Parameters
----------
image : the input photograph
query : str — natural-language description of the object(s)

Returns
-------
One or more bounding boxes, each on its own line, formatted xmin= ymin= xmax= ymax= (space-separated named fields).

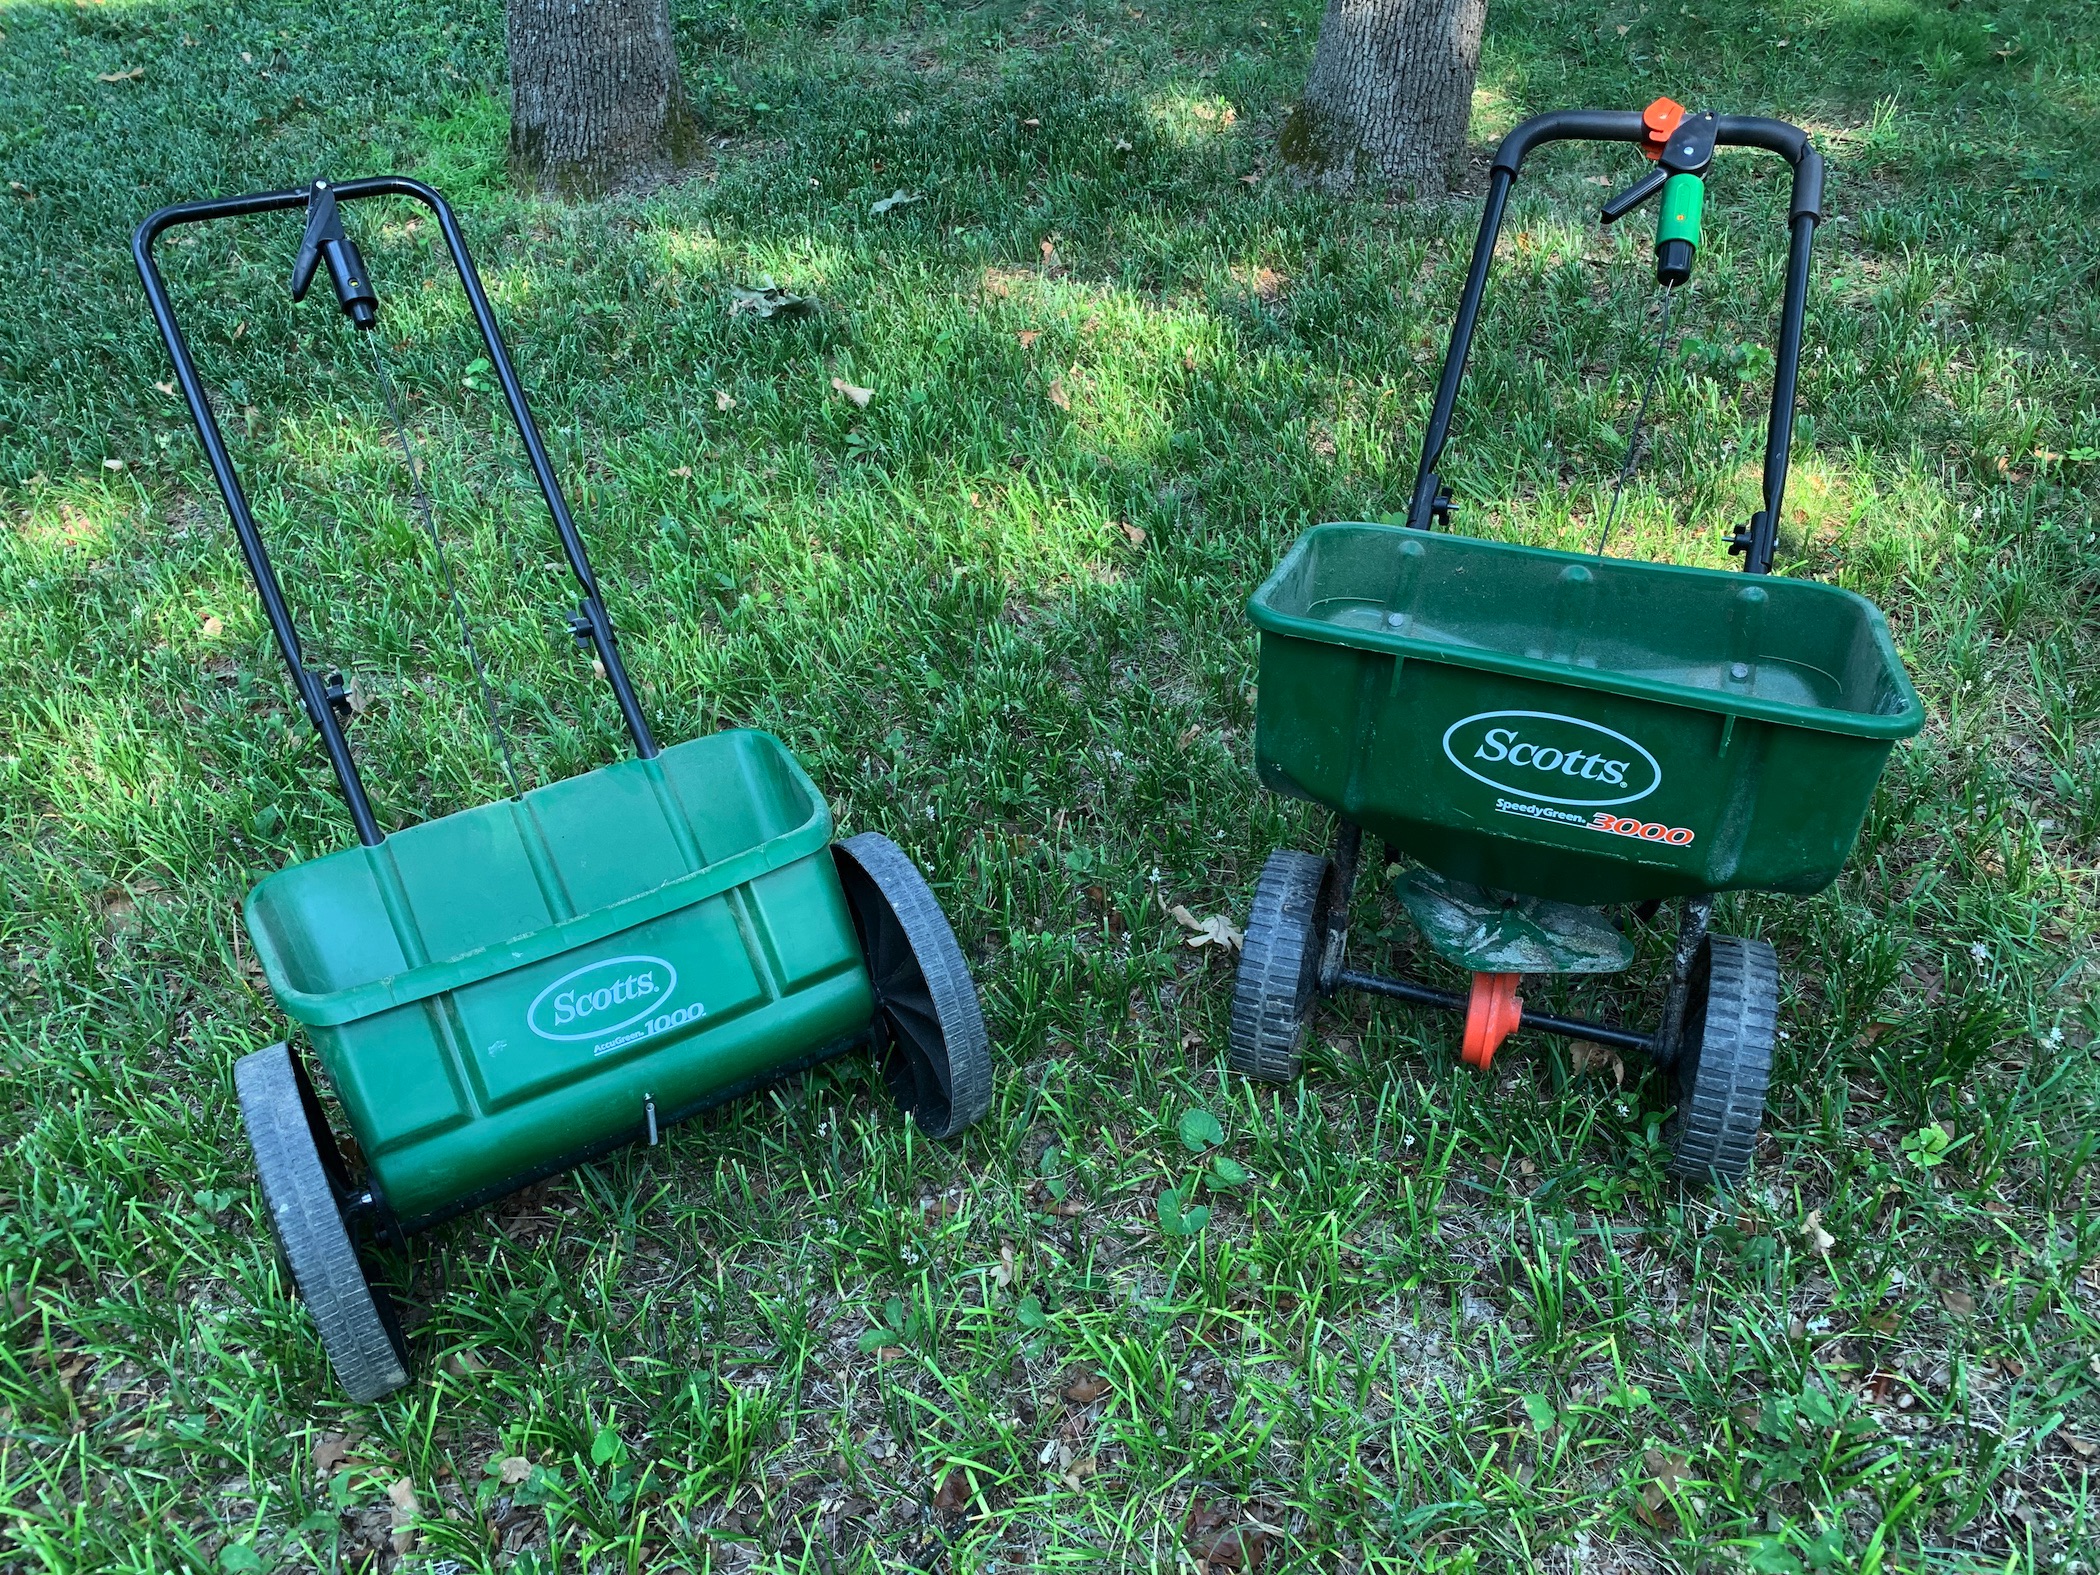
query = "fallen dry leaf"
xmin=201 ymin=615 xmax=224 ymax=638
xmin=312 ymin=1430 xmax=365 ymax=1478
xmin=1114 ymin=137 xmax=1133 ymax=153
xmin=1062 ymin=1454 xmax=1097 ymax=1491
xmin=441 ymin=1346 xmax=490 ymax=1378
xmin=1802 ymin=1208 xmax=1835 ymax=1258
xmin=1939 ymin=1285 xmax=1976 ymax=1315
xmin=497 ymin=1455 xmax=533 ymax=1486
xmin=994 ymin=1242 xmax=1015 ymax=1289
xmin=830 ymin=376 xmax=874 ymax=408
xmin=727 ymin=280 xmax=817 ymax=320
xmin=2061 ymin=1429 xmax=2097 ymax=1458
xmin=1046 ymin=377 xmax=1071 ymax=411
xmin=1017 ymin=329 xmax=1040 ymax=348
xmin=869 ymin=188 xmax=922 ymax=216
xmin=1021 ymin=117 xmax=1041 ymax=129
xmin=1062 ymin=1373 xmax=1110 ymax=1405
xmin=1039 ymin=237 xmax=1061 ymax=267
xmin=154 ymin=380 xmax=176 ymax=396
xmin=1633 ymin=1449 xmax=1689 ymax=1531
xmin=933 ymin=1467 xmax=970 ymax=1512
xmin=714 ymin=389 xmax=735 ymax=411
xmin=1185 ymin=1498 xmax=1269 ymax=1570
xmin=1568 ymin=1040 xmax=1625 ymax=1087
xmin=97 ymin=66 xmax=145 ymax=82
xmin=387 ymin=1477 xmax=420 ymax=1555
xmin=1168 ymin=903 xmax=1242 ymax=953
xmin=1114 ymin=519 xmax=1145 ymax=546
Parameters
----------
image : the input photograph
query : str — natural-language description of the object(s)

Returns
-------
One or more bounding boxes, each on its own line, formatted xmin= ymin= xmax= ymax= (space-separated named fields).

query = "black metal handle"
xmin=1406 ymin=110 xmax=1824 ymax=577
xmin=133 ymin=176 xmax=659 ymax=844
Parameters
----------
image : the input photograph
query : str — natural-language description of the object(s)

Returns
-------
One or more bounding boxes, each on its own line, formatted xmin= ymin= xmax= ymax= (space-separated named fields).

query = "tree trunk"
xmin=1279 ymin=0 xmax=1488 ymax=195
xmin=506 ymin=0 xmax=701 ymax=198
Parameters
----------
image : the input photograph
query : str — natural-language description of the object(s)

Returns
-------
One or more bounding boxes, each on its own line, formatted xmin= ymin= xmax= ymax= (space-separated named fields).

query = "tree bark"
xmin=506 ymin=0 xmax=702 ymax=198
xmin=1279 ymin=0 xmax=1488 ymax=195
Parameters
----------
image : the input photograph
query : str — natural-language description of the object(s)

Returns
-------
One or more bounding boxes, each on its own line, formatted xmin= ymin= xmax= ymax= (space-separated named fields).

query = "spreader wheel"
xmin=1664 ymin=934 xmax=1778 ymax=1184
xmin=835 ymin=833 xmax=993 ymax=1140
xmin=233 ymin=1043 xmax=409 ymax=1403
xmin=1229 ymin=849 xmax=1330 ymax=1083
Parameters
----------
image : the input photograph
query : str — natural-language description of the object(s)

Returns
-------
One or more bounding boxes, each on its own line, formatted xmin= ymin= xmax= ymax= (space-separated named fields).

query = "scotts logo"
xmin=1441 ymin=710 xmax=1661 ymax=808
xmin=528 ymin=954 xmax=678 ymax=1043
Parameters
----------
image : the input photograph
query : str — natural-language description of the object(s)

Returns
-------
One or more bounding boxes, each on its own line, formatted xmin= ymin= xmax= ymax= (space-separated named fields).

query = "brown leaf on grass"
xmin=1634 ymin=1448 xmax=1689 ymax=1531
xmin=1046 ymin=376 xmax=1071 ymax=411
xmin=727 ymin=280 xmax=817 ymax=320
xmin=933 ymin=1467 xmax=970 ymax=1511
xmin=312 ymin=1430 xmax=366 ymax=1478
xmin=386 ymin=1478 xmax=420 ymax=1555
xmin=1568 ymin=1040 xmax=1626 ymax=1087
xmin=1185 ymin=1498 xmax=1269 ymax=1569
xmin=2060 ymin=1429 xmax=2098 ymax=1458
xmin=441 ymin=1346 xmax=490 ymax=1378
xmin=714 ymin=389 xmax=735 ymax=411
xmin=1802 ymin=1208 xmax=1835 ymax=1258
xmin=201 ymin=615 xmax=224 ymax=638
xmin=1017 ymin=329 xmax=1040 ymax=348
xmin=1039 ymin=237 xmax=1061 ymax=267
xmin=830 ymin=376 xmax=874 ymax=408
xmin=497 ymin=1455 xmax=533 ymax=1485
xmin=1166 ymin=901 xmax=1242 ymax=953
xmin=1940 ymin=1285 xmax=1976 ymax=1315
xmin=1062 ymin=1373 xmax=1110 ymax=1405
xmin=1113 ymin=520 xmax=1146 ymax=546
xmin=97 ymin=66 xmax=145 ymax=82
xmin=994 ymin=1242 xmax=1016 ymax=1289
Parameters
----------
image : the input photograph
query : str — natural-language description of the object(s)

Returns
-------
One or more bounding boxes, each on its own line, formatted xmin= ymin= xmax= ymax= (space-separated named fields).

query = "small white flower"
xmin=1970 ymin=942 xmax=1990 ymax=962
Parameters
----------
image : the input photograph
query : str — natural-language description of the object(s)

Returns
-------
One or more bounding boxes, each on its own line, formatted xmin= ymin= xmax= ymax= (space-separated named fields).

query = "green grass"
xmin=3 ymin=0 xmax=2098 ymax=1568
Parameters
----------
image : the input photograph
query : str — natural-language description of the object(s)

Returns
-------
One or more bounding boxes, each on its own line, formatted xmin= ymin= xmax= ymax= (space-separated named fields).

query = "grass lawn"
xmin=3 ymin=0 xmax=2098 ymax=1567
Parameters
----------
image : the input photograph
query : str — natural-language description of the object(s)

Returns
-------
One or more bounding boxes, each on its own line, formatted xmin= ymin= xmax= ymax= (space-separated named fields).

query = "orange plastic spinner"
xmin=1640 ymin=97 xmax=1687 ymax=161
xmin=1460 ymin=972 xmax=1524 ymax=1071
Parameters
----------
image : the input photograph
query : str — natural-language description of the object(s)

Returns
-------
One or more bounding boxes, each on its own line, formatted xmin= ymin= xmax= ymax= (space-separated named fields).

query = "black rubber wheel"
xmin=835 ymin=833 xmax=993 ymax=1140
xmin=1228 ymin=849 xmax=1329 ymax=1083
xmin=1664 ymin=934 xmax=1778 ymax=1184
xmin=234 ymin=1044 xmax=409 ymax=1403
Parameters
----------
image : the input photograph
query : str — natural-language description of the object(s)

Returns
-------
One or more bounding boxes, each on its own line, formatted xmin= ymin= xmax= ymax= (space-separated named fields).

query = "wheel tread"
xmin=1665 ymin=934 xmax=1778 ymax=1183
xmin=1228 ymin=849 xmax=1328 ymax=1084
xmin=235 ymin=1044 xmax=407 ymax=1403
xmin=836 ymin=833 xmax=993 ymax=1139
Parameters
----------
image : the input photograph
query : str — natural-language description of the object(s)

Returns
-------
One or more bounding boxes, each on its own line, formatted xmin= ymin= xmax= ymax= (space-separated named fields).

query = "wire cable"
xmin=1593 ymin=283 xmax=1683 ymax=559
xmin=366 ymin=335 xmax=527 ymax=801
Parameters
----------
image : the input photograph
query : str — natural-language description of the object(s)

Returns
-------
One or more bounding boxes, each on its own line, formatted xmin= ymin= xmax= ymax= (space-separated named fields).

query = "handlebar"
xmin=134 ymin=177 xmax=658 ymax=844
xmin=1405 ymin=109 xmax=1825 ymax=575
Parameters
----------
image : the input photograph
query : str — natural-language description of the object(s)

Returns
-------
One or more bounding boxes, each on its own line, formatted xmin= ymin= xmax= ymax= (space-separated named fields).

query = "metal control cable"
xmin=366 ymin=334 xmax=527 ymax=801
xmin=1593 ymin=281 xmax=1683 ymax=560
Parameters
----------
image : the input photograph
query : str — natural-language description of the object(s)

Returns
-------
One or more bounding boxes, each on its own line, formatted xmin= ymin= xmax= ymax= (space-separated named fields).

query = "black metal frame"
xmin=1314 ymin=110 xmax=1822 ymax=1058
xmin=1402 ymin=110 xmax=1825 ymax=576
xmin=1312 ymin=808 xmax=1711 ymax=1061
xmin=133 ymin=175 xmax=657 ymax=848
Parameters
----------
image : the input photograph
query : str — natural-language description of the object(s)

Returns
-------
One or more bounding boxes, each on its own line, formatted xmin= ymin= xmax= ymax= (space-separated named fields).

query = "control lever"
xmin=1601 ymin=101 xmax=1719 ymax=287
xmin=290 ymin=179 xmax=379 ymax=328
